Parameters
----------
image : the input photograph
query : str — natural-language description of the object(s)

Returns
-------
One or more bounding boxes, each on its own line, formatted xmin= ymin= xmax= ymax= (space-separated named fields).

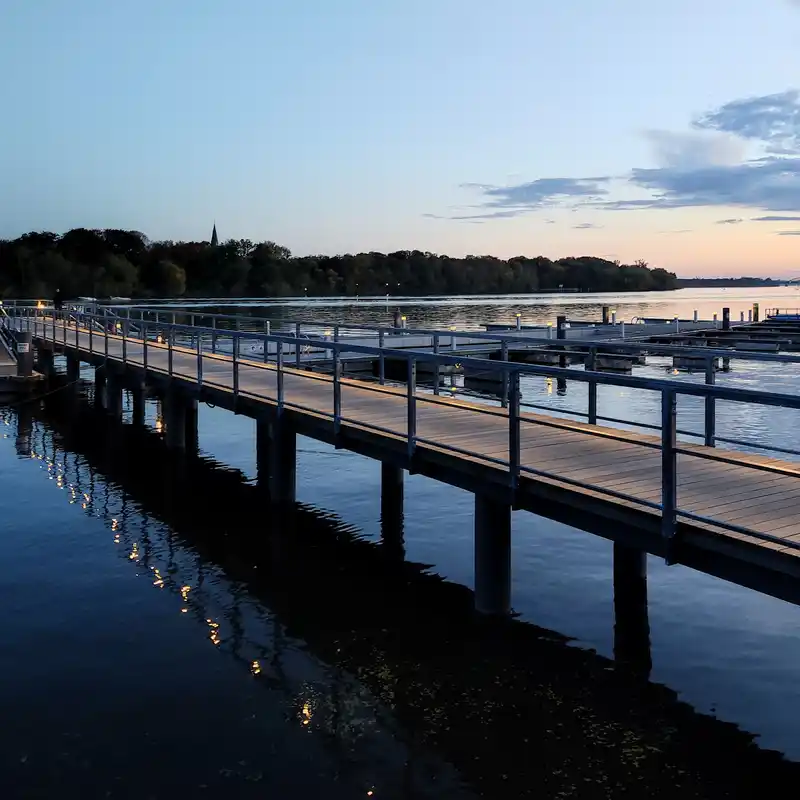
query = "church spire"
xmin=210 ymin=222 xmax=218 ymax=247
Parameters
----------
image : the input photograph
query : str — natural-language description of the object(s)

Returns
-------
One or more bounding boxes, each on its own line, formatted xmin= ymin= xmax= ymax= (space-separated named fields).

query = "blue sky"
xmin=1 ymin=0 xmax=799 ymax=275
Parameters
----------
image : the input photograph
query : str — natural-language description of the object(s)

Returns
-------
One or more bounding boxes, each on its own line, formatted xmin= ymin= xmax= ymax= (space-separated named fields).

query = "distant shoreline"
xmin=676 ymin=278 xmax=791 ymax=288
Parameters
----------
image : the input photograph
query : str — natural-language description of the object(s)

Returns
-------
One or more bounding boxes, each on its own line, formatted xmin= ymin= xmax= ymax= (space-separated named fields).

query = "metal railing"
xmin=5 ymin=305 xmax=800 ymax=556
xmin=98 ymin=303 xmax=800 ymax=455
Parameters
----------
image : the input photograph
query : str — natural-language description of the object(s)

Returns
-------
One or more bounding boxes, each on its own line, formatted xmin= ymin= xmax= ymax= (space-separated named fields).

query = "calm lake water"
xmin=3 ymin=287 xmax=800 ymax=797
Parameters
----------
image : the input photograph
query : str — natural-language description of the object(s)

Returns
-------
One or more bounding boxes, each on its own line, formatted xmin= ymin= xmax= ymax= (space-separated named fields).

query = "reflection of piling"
xmin=613 ymin=542 xmax=651 ymax=678
xmin=474 ymin=495 xmax=511 ymax=616
xmin=15 ymin=402 xmax=33 ymax=457
xmin=380 ymin=462 xmax=405 ymax=560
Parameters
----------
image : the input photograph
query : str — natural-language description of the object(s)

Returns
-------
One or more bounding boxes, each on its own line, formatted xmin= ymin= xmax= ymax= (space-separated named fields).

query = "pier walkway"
xmin=7 ymin=308 xmax=800 ymax=611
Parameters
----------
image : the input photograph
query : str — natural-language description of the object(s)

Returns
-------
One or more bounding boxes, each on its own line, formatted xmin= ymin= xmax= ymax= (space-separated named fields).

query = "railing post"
xmin=122 ymin=318 xmax=127 ymax=363
xmin=333 ymin=347 xmax=342 ymax=438
xmin=143 ymin=322 xmax=148 ymax=370
xmin=104 ymin=318 xmax=109 ymax=360
xmin=379 ymin=330 xmax=385 ymax=385
xmin=501 ymin=341 xmax=509 ymax=408
xmin=334 ymin=324 xmax=340 ymax=343
xmin=295 ymin=322 xmax=301 ymax=369
xmin=434 ymin=334 xmax=441 ymax=396
xmin=233 ymin=333 xmax=239 ymax=397
xmin=509 ymin=369 xmax=520 ymax=488
xmin=168 ymin=327 xmax=174 ymax=376
xmin=75 ymin=314 xmax=79 ymax=349
xmin=211 ymin=317 xmax=217 ymax=354
xmin=704 ymin=358 xmax=715 ymax=447
xmin=661 ymin=388 xmax=677 ymax=545
xmin=588 ymin=347 xmax=598 ymax=425
xmin=407 ymin=355 xmax=416 ymax=461
xmin=263 ymin=333 xmax=269 ymax=363
xmin=196 ymin=329 xmax=203 ymax=385
xmin=276 ymin=340 xmax=284 ymax=412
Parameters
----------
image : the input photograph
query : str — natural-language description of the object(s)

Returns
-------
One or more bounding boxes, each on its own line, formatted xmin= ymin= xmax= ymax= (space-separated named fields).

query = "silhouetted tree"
xmin=0 ymin=228 xmax=678 ymax=299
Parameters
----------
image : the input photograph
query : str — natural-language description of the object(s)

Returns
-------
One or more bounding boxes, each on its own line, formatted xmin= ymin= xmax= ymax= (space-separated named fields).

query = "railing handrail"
xmin=102 ymin=304 xmax=800 ymax=366
xmin=13 ymin=306 xmax=800 ymax=413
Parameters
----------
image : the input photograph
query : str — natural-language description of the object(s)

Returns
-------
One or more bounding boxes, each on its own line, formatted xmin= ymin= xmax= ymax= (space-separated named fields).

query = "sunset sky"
xmin=1 ymin=0 xmax=799 ymax=276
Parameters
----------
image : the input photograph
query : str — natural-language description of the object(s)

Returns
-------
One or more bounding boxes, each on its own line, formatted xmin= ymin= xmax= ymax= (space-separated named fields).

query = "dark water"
xmin=4 ymin=290 xmax=800 ymax=797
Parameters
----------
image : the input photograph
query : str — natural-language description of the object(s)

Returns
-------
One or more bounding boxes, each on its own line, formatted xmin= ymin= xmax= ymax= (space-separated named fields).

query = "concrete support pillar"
xmin=184 ymin=397 xmax=199 ymax=455
xmin=256 ymin=415 xmax=296 ymax=505
xmin=37 ymin=347 xmax=55 ymax=376
xmin=273 ymin=421 xmax=296 ymax=505
xmin=164 ymin=389 xmax=187 ymax=450
xmin=613 ymin=542 xmax=651 ymax=677
xmin=15 ymin=331 xmax=33 ymax=377
xmin=65 ymin=353 xmax=80 ymax=383
xmin=474 ymin=494 xmax=512 ymax=616
xmin=105 ymin=374 xmax=124 ymax=419
xmin=94 ymin=367 xmax=107 ymax=410
xmin=380 ymin=462 xmax=405 ymax=559
xmin=131 ymin=383 xmax=146 ymax=426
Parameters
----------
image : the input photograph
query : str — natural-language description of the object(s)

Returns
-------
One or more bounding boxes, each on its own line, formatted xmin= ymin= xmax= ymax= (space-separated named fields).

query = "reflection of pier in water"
xmin=6 ymin=386 xmax=800 ymax=797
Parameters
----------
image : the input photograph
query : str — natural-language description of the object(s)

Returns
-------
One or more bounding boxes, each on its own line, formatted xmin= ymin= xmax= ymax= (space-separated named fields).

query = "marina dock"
xmin=4 ymin=304 xmax=800 ymax=621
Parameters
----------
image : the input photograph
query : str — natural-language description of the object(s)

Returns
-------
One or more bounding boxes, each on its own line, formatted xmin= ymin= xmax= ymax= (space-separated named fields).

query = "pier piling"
xmin=474 ymin=494 xmax=512 ymax=616
xmin=380 ymin=462 xmax=405 ymax=559
xmin=613 ymin=542 xmax=651 ymax=676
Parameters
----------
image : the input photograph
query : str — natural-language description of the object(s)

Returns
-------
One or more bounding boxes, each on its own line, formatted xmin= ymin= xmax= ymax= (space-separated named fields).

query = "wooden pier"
xmin=5 ymin=306 xmax=800 ymax=616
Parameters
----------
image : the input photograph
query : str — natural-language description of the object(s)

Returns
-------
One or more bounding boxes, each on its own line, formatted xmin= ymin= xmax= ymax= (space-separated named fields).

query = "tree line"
xmin=0 ymin=228 xmax=678 ymax=299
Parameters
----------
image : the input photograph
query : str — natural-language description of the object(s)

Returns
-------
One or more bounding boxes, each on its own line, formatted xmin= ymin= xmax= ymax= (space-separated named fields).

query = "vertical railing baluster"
xmin=233 ymin=333 xmax=239 ymax=398
xmin=89 ymin=313 xmax=93 ymax=353
xmin=333 ymin=347 xmax=342 ymax=438
xmin=295 ymin=322 xmax=301 ymax=369
xmin=276 ymin=340 xmax=284 ymax=412
xmin=434 ymin=334 xmax=441 ymax=396
xmin=263 ymin=333 xmax=269 ymax=363
xmin=379 ymin=330 xmax=385 ymax=385
xmin=407 ymin=355 xmax=416 ymax=460
xmin=704 ymin=357 xmax=715 ymax=447
xmin=588 ymin=346 xmax=598 ymax=425
xmin=122 ymin=318 xmax=127 ymax=363
xmin=143 ymin=322 xmax=148 ymax=371
xmin=104 ymin=318 xmax=109 ymax=361
xmin=500 ymin=340 xmax=509 ymax=408
xmin=661 ymin=388 xmax=678 ymax=545
xmin=509 ymin=369 xmax=521 ymax=487
xmin=168 ymin=327 xmax=173 ymax=376
xmin=197 ymin=329 xmax=203 ymax=385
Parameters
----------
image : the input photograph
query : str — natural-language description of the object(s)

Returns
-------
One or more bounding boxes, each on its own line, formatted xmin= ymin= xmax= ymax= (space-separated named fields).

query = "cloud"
xmin=693 ymin=90 xmax=800 ymax=155
xmin=572 ymin=222 xmax=603 ymax=229
xmin=444 ymin=89 xmax=800 ymax=220
xmin=643 ymin=130 xmax=745 ymax=169
xmin=423 ymin=209 xmax=524 ymax=221
xmin=716 ymin=218 xmax=743 ymax=224
xmin=544 ymin=219 xmax=556 ymax=224
xmin=778 ymin=230 xmax=800 ymax=235
xmin=753 ymin=215 xmax=800 ymax=221
xmin=463 ymin=177 xmax=611 ymax=212
xmin=659 ymin=229 xmax=693 ymax=235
